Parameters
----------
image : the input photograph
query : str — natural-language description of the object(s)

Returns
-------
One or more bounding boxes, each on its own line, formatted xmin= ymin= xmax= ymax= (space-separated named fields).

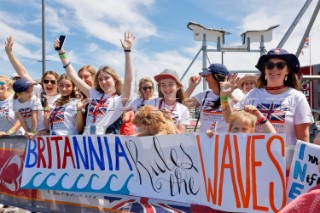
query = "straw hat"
xmin=237 ymin=74 xmax=258 ymax=89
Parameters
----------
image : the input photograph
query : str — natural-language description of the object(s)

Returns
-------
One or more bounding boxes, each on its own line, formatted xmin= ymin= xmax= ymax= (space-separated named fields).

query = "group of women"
xmin=0 ymin=33 xmax=315 ymax=150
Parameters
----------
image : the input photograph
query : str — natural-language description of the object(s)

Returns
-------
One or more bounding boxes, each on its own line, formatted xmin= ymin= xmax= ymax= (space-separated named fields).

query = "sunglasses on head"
xmin=265 ymin=61 xmax=287 ymax=70
xmin=43 ymin=79 xmax=57 ymax=84
xmin=0 ymin=81 xmax=5 ymax=86
xmin=142 ymin=86 xmax=153 ymax=91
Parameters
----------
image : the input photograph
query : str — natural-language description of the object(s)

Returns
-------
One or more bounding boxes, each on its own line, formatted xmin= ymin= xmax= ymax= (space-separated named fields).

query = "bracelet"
xmin=30 ymin=130 xmax=36 ymax=133
xmin=260 ymin=118 xmax=268 ymax=125
xmin=257 ymin=116 xmax=266 ymax=123
xmin=220 ymin=96 xmax=229 ymax=101
xmin=124 ymin=49 xmax=131 ymax=52
xmin=7 ymin=130 xmax=13 ymax=135
xmin=221 ymin=102 xmax=229 ymax=107
xmin=43 ymin=107 xmax=50 ymax=111
xmin=59 ymin=53 xmax=67 ymax=59
xmin=63 ymin=61 xmax=71 ymax=69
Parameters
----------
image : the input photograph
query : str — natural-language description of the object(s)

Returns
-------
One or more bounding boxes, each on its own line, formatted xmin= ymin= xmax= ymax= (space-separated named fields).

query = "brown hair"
xmin=138 ymin=77 xmax=154 ymax=98
xmin=41 ymin=71 xmax=59 ymax=92
xmin=94 ymin=66 xmax=123 ymax=95
xmin=78 ymin=65 xmax=96 ymax=85
xmin=54 ymin=74 xmax=77 ymax=106
xmin=257 ymin=62 xmax=301 ymax=90
xmin=157 ymin=79 xmax=185 ymax=103
xmin=228 ymin=110 xmax=257 ymax=132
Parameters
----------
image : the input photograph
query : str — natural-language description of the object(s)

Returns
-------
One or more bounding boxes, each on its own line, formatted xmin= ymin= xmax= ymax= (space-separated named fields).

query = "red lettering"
xmin=62 ymin=136 xmax=76 ymax=169
xmin=46 ymin=137 xmax=52 ymax=169
xmin=51 ymin=136 xmax=63 ymax=169
xmin=37 ymin=137 xmax=46 ymax=168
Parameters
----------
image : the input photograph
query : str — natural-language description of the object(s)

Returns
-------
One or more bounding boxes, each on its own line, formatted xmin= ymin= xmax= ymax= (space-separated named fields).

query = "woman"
xmin=0 ymin=75 xmax=23 ymax=136
xmin=45 ymin=74 xmax=84 ymax=135
xmin=129 ymin=77 xmax=155 ymax=111
xmin=231 ymin=73 xmax=258 ymax=104
xmin=183 ymin=63 xmax=231 ymax=133
xmin=221 ymin=48 xmax=314 ymax=145
xmin=5 ymin=36 xmax=60 ymax=108
xmin=78 ymin=65 xmax=96 ymax=87
xmin=54 ymin=31 xmax=134 ymax=135
xmin=144 ymin=69 xmax=190 ymax=133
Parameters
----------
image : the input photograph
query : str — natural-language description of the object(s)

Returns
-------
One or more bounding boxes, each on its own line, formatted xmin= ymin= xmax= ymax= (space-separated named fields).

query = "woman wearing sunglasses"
xmin=221 ymin=48 xmax=314 ymax=146
xmin=5 ymin=36 xmax=60 ymax=109
xmin=0 ymin=76 xmax=24 ymax=137
xmin=54 ymin=32 xmax=134 ymax=135
xmin=129 ymin=77 xmax=155 ymax=111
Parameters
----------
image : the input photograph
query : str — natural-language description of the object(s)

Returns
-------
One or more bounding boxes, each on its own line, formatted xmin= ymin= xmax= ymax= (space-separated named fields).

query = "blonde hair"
xmin=94 ymin=66 xmax=123 ymax=95
xmin=138 ymin=77 xmax=154 ymax=98
xmin=0 ymin=75 xmax=13 ymax=94
xmin=54 ymin=74 xmax=77 ymax=107
xmin=78 ymin=65 xmax=96 ymax=86
xmin=228 ymin=110 xmax=257 ymax=132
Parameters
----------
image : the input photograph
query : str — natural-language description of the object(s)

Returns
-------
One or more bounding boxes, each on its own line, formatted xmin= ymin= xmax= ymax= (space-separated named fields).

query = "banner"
xmin=21 ymin=133 xmax=286 ymax=213
xmin=287 ymin=140 xmax=320 ymax=203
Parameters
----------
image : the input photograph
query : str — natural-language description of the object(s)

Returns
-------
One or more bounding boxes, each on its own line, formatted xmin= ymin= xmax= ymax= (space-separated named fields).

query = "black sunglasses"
xmin=142 ymin=86 xmax=153 ymax=91
xmin=43 ymin=79 xmax=57 ymax=84
xmin=265 ymin=61 xmax=287 ymax=70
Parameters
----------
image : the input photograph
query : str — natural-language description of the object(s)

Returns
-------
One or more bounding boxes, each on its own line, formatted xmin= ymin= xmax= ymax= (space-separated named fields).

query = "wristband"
xmin=59 ymin=53 xmax=67 ymax=59
xmin=257 ymin=116 xmax=266 ymax=124
xmin=259 ymin=118 xmax=268 ymax=125
xmin=59 ymin=52 xmax=66 ymax=55
xmin=124 ymin=49 xmax=131 ymax=52
xmin=7 ymin=130 xmax=13 ymax=135
xmin=220 ymin=96 xmax=229 ymax=101
xmin=30 ymin=130 xmax=35 ymax=133
xmin=63 ymin=61 xmax=71 ymax=69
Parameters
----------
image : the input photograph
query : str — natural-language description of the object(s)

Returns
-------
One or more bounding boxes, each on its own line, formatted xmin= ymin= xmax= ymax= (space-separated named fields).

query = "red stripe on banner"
xmin=158 ymin=203 xmax=184 ymax=213
xmin=112 ymin=199 xmax=136 ymax=210
xmin=140 ymin=197 xmax=155 ymax=213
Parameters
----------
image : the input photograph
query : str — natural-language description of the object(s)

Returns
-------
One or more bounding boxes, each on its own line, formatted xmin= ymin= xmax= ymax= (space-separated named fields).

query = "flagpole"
xmin=309 ymin=34 xmax=312 ymax=75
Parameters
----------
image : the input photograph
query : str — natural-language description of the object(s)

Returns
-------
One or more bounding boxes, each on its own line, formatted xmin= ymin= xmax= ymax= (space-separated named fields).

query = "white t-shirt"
xmin=236 ymin=88 xmax=314 ymax=145
xmin=12 ymin=95 xmax=46 ymax=132
xmin=84 ymin=88 xmax=123 ymax=134
xmin=49 ymin=99 xmax=80 ymax=135
xmin=127 ymin=97 xmax=146 ymax=112
xmin=33 ymin=84 xmax=60 ymax=109
xmin=144 ymin=98 xmax=190 ymax=126
xmin=193 ymin=90 xmax=228 ymax=133
xmin=0 ymin=95 xmax=24 ymax=135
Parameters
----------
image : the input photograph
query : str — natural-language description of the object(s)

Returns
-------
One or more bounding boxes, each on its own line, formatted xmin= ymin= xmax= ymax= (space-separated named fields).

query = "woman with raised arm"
xmin=5 ymin=36 xmax=60 ymax=109
xmin=54 ymin=32 xmax=134 ymax=135
xmin=220 ymin=48 xmax=314 ymax=146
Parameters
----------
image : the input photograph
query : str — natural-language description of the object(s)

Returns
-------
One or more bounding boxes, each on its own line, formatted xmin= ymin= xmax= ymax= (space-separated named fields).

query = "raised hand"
xmin=4 ymin=36 xmax=13 ymax=54
xmin=188 ymin=75 xmax=201 ymax=88
xmin=219 ymin=73 xmax=240 ymax=97
xmin=53 ymin=38 xmax=65 ymax=54
xmin=120 ymin=31 xmax=135 ymax=51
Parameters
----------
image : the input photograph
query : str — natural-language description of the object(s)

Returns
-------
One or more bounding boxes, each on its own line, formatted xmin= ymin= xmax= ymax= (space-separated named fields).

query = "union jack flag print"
xmin=256 ymin=103 xmax=287 ymax=124
xmin=18 ymin=108 xmax=32 ymax=119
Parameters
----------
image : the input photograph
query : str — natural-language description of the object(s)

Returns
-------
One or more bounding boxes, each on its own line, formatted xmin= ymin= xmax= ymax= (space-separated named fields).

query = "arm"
xmin=6 ymin=120 xmax=22 ymax=135
xmin=5 ymin=36 xmax=33 ymax=82
xmin=176 ymin=124 xmax=186 ymax=134
xmin=74 ymin=101 xmax=85 ymax=133
xmin=119 ymin=32 xmax=135 ymax=106
xmin=54 ymin=41 xmax=91 ymax=97
xmin=183 ymin=97 xmax=200 ymax=109
xmin=31 ymin=110 xmax=38 ymax=134
xmin=244 ymin=105 xmax=276 ymax=133
xmin=184 ymin=76 xmax=201 ymax=98
xmin=295 ymin=123 xmax=310 ymax=142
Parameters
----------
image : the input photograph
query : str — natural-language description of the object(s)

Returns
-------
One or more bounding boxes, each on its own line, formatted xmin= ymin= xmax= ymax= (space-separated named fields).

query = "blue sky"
xmin=0 ymin=0 xmax=319 ymax=94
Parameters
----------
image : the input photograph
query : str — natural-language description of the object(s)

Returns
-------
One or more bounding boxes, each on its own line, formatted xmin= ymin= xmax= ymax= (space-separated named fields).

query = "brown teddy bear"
xmin=132 ymin=105 xmax=177 ymax=136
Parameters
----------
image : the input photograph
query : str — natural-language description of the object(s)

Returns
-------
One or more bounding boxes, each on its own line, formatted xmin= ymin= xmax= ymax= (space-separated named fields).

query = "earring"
xmin=285 ymin=75 xmax=288 ymax=81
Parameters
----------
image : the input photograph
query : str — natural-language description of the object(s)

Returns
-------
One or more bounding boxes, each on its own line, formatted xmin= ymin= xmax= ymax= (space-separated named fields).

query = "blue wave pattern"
xmin=22 ymin=172 xmax=133 ymax=195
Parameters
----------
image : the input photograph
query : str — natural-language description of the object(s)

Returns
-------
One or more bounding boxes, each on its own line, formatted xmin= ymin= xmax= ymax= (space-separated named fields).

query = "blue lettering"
xmin=115 ymin=137 xmax=132 ymax=171
xmin=288 ymin=182 xmax=304 ymax=199
xmin=103 ymin=137 xmax=113 ymax=171
xmin=25 ymin=140 xmax=37 ymax=168
xmin=73 ymin=136 xmax=89 ymax=169
xmin=88 ymin=136 xmax=105 ymax=171
xmin=293 ymin=161 xmax=307 ymax=181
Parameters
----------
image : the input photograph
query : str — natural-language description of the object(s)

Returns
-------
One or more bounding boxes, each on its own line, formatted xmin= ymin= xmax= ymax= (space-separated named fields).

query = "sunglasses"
xmin=265 ymin=61 xmax=287 ymax=70
xmin=0 ymin=81 xmax=5 ymax=86
xmin=43 ymin=79 xmax=57 ymax=84
xmin=142 ymin=86 xmax=153 ymax=91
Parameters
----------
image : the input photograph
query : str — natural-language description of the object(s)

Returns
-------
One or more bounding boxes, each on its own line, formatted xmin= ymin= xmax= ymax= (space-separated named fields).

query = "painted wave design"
xmin=22 ymin=172 xmax=133 ymax=195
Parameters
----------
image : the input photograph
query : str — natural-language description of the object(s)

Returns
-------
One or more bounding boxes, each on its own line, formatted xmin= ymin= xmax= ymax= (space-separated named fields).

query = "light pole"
xmin=42 ymin=0 xmax=46 ymax=75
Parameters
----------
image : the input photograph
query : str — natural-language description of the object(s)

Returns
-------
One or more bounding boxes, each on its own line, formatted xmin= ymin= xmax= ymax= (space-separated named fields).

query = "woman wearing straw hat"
xmin=220 ymin=48 xmax=314 ymax=146
xmin=231 ymin=73 xmax=259 ymax=104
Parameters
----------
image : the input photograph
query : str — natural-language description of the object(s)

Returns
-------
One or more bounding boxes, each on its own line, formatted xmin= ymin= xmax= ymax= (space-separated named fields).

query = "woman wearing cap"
xmin=184 ymin=63 xmax=231 ymax=133
xmin=5 ymin=36 xmax=60 ymax=109
xmin=143 ymin=69 xmax=190 ymax=133
xmin=54 ymin=31 xmax=134 ymax=135
xmin=0 ymin=75 xmax=24 ymax=137
xmin=221 ymin=48 xmax=314 ymax=145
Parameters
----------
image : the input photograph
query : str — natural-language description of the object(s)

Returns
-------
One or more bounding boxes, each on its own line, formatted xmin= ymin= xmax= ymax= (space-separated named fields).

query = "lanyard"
xmin=92 ymin=93 xmax=115 ymax=123
xmin=158 ymin=98 xmax=176 ymax=114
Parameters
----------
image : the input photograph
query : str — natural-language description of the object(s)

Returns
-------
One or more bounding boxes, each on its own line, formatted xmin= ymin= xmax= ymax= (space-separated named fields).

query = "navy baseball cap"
xmin=199 ymin=63 xmax=230 ymax=76
xmin=13 ymin=79 xmax=36 ymax=93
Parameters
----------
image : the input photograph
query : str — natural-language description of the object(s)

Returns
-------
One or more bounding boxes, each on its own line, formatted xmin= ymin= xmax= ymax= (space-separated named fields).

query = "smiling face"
xmin=97 ymin=71 xmax=117 ymax=95
xmin=140 ymin=81 xmax=154 ymax=100
xmin=58 ymin=79 xmax=74 ymax=97
xmin=42 ymin=74 xmax=58 ymax=96
xmin=158 ymin=78 xmax=179 ymax=102
xmin=264 ymin=58 xmax=289 ymax=86
xmin=242 ymin=80 xmax=256 ymax=94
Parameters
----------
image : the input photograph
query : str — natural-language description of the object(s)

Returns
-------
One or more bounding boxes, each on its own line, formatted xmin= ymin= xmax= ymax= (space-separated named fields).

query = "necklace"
xmin=265 ymin=85 xmax=286 ymax=90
